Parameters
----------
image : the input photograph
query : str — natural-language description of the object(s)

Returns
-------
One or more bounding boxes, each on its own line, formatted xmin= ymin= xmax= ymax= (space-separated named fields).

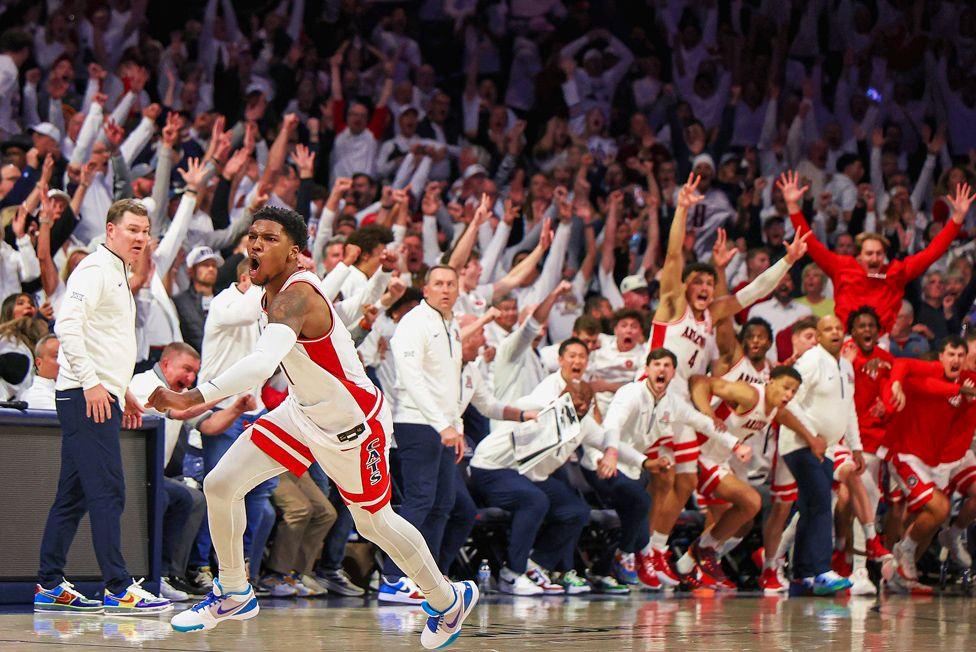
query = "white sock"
xmin=719 ymin=536 xmax=743 ymax=558
xmin=675 ymin=550 xmax=696 ymax=575
xmin=900 ymin=537 xmax=918 ymax=557
xmin=699 ymin=531 xmax=720 ymax=550
xmin=763 ymin=558 xmax=778 ymax=571
xmin=862 ymin=522 xmax=877 ymax=541
xmin=651 ymin=531 xmax=669 ymax=552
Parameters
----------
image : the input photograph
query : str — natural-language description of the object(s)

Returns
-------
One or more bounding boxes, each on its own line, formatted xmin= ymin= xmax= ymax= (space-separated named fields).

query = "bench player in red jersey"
xmin=645 ymin=175 xmax=809 ymax=585
xmin=883 ymin=337 xmax=976 ymax=594
xmin=779 ymin=170 xmax=975 ymax=335
xmin=147 ymin=207 xmax=476 ymax=649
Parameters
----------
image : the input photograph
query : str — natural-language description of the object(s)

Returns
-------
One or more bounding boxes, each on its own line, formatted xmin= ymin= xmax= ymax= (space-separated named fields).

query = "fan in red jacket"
xmin=882 ymin=337 xmax=976 ymax=594
xmin=777 ymin=171 xmax=974 ymax=333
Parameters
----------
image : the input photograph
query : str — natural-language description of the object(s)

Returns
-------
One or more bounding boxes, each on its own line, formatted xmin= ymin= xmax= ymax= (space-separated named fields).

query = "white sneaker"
xmin=525 ymin=565 xmax=565 ymax=595
xmin=849 ymin=567 xmax=876 ymax=596
xmin=378 ymin=576 xmax=426 ymax=605
xmin=420 ymin=581 xmax=479 ymax=650
xmin=298 ymin=574 xmax=327 ymax=597
xmin=939 ymin=528 xmax=973 ymax=568
xmin=159 ymin=578 xmax=189 ymax=603
xmin=171 ymin=580 xmax=259 ymax=632
xmin=498 ymin=568 xmax=543 ymax=596
xmin=893 ymin=540 xmax=919 ymax=580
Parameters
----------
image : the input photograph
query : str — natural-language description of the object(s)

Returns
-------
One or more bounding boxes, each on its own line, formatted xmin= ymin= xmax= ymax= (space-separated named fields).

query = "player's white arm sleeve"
xmin=53 ymin=267 xmax=105 ymax=390
xmin=734 ymin=256 xmax=791 ymax=308
xmin=321 ymin=262 xmax=351 ymax=300
xmin=391 ymin=329 xmax=453 ymax=433
xmin=197 ymin=323 xmax=297 ymax=403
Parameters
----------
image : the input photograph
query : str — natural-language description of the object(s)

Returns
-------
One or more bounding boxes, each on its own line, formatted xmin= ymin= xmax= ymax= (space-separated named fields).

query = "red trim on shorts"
xmin=891 ymin=456 xmax=936 ymax=513
xmin=949 ymin=466 xmax=976 ymax=497
xmin=333 ymin=409 xmax=392 ymax=509
xmin=251 ymin=428 xmax=311 ymax=476
xmin=255 ymin=418 xmax=314 ymax=459
xmin=697 ymin=461 xmax=723 ymax=498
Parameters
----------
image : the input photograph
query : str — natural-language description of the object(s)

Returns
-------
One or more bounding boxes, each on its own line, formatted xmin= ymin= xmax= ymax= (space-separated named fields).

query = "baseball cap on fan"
xmin=29 ymin=122 xmax=61 ymax=143
xmin=186 ymin=245 xmax=223 ymax=268
xmin=620 ymin=274 xmax=649 ymax=294
xmin=691 ymin=153 xmax=715 ymax=172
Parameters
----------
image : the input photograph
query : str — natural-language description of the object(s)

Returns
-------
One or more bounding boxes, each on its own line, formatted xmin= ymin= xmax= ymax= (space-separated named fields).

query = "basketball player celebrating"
xmin=676 ymin=368 xmax=815 ymax=589
xmin=147 ymin=207 xmax=477 ymax=649
xmin=645 ymin=176 xmax=809 ymax=584
xmin=780 ymin=171 xmax=975 ymax=334
xmin=884 ymin=341 xmax=976 ymax=594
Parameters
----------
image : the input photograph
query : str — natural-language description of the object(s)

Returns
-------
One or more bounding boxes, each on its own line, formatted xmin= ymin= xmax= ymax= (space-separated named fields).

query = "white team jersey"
xmin=650 ymin=305 xmax=717 ymax=381
xmin=699 ymin=383 xmax=777 ymax=461
xmin=260 ymin=270 xmax=382 ymax=433
xmin=721 ymin=356 xmax=770 ymax=385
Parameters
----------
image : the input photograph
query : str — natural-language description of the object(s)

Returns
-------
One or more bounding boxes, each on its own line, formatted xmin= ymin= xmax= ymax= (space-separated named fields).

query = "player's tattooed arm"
xmin=267 ymin=282 xmax=314 ymax=337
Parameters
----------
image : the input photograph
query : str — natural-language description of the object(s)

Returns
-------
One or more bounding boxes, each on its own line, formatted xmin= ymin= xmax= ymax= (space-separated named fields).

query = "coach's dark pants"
xmin=383 ymin=422 xmax=457 ymax=579
xmin=582 ymin=469 xmax=652 ymax=553
xmin=783 ymin=447 xmax=834 ymax=579
xmin=438 ymin=467 xmax=478 ymax=575
xmin=470 ymin=466 xmax=589 ymax=574
xmin=38 ymin=388 xmax=131 ymax=594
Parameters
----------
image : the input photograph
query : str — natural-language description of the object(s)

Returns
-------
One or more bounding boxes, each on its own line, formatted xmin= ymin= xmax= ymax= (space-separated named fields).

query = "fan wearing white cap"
xmin=667 ymin=154 xmax=734 ymax=260
xmin=173 ymin=245 xmax=224 ymax=353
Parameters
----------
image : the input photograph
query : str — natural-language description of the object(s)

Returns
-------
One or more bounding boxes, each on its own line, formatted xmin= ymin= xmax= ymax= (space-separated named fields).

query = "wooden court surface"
xmin=2 ymin=593 xmax=974 ymax=651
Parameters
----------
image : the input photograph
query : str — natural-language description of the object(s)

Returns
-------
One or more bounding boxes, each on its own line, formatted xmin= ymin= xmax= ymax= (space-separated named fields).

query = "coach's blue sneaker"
xmin=171 ymin=580 xmax=259 ymax=632
xmin=34 ymin=580 xmax=103 ymax=613
xmin=420 ymin=580 xmax=479 ymax=649
xmin=103 ymin=579 xmax=173 ymax=615
xmin=378 ymin=576 xmax=426 ymax=605
xmin=613 ymin=551 xmax=639 ymax=585
xmin=806 ymin=571 xmax=853 ymax=596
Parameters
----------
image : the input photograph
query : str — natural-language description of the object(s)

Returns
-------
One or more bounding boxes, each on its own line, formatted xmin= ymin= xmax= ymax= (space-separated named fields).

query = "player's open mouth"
xmin=654 ymin=373 xmax=667 ymax=384
xmin=622 ymin=337 xmax=634 ymax=346
xmin=570 ymin=365 xmax=583 ymax=375
xmin=249 ymin=256 xmax=261 ymax=272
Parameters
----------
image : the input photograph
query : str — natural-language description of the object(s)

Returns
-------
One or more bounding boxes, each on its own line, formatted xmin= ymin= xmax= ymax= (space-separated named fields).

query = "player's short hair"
xmin=682 ymin=261 xmax=716 ymax=282
xmin=792 ymin=315 xmax=819 ymax=334
xmin=611 ymin=308 xmax=645 ymax=331
xmin=854 ymin=231 xmax=890 ymax=254
xmin=558 ymin=337 xmax=589 ymax=357
xmin=646 ymin=347 xmax=677 ymax=366
xmin=846 ymin=305 xmax=881 ymax=333
xmin=424 ymin=264 xmax=458 ymax=285
xmin=770 ymin=365 xmax=802 ymax=384
xmin=161 ymin=342 xmax=200 ymax=362
xmin=939 ymin=334 xmax=967 ymax=353
xmin=572 ymin=315 xmax=602 ymax=335
xmin=740 ymin=317 xmax=773 ymax=343
xmin=252 ymin=206 xmax=309 ymax=251
xmin=345 ymin=224 xmax=393 ymax=260
xmin=106 ymin=198 xmax=149 ymax=226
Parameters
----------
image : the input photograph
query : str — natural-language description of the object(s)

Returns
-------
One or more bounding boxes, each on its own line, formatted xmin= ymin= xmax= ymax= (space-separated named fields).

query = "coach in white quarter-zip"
xmin=36 ymin=197 xmax=172 ymax=615
xmin=379 ymin=264 xmax=464 ymax=604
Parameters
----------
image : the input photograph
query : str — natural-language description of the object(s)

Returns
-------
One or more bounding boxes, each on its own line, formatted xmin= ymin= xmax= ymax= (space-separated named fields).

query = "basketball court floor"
xmin=2 ymin=592 xmax=975 ymax=651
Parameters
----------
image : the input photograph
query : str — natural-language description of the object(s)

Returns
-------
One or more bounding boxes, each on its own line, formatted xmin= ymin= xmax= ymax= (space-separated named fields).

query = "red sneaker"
xmin=636 ymin=552 xmax=662 ymax=590
xmin=758 ymin=567 xmax=786 ymax=595
xmin=831 ymin=549 xmax=853 ymax=577
xmin=691 ymin=541 xmax=735 ymax=591
xmin=652 ymin=549 xmax=681 ymax=587
xmin=865 ymin=536 xmax=893 ymax=562
xmin=751 ymin=547 xmax=765 ymax=571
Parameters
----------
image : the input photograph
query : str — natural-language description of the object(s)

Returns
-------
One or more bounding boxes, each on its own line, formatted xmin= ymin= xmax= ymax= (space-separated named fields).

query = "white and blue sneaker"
xmin=805 ymin=571 xmax=853 ymax=596
xmin=170 ymin=580 xmax=259 ymax=632
xmin=420 ymin=581 xmax=479 ymax=650
xmin=378 ymin=576 xmax=426 ymax=605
